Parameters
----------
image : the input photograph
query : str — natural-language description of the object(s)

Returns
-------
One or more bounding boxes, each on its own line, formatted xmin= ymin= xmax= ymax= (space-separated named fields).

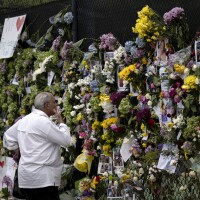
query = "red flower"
xmin=148 ymin=118 xmax=155 ymax=128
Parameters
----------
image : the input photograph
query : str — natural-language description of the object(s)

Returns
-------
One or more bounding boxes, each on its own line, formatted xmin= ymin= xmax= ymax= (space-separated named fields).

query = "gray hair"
xmin=34 ymin=92 xmax=52 ymax=110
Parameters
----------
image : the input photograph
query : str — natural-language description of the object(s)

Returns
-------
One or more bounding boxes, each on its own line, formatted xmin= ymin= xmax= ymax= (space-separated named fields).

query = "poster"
xmin=0 ymin=156 xmax=17 ymax=192
xmin=0 ymin=15 xmax=26 ymax=58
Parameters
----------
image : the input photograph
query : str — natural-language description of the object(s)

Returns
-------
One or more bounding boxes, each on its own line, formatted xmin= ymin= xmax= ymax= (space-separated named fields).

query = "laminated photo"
xmin=195 ymin=40 xmax=200 ymax=64
xmin=98 ymin=154 xmax=112 ymax=175
xmin=117 ymin=65 xmax=129 ymax=92
xmin=104 ymin=52 xmax=114 ymax=61
xmin=157 ymin=143 xmax=179 ymax=173
xmin=113 ymin=148 xmax=124 ymax=169
xmin=107 ymin=181 xmax=124 ymax=199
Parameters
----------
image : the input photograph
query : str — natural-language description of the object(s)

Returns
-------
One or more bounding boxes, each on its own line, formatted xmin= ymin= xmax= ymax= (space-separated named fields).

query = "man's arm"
xmin=3 ymin=120 xmax=21 ymax=150
xmin=47 ymin=108 xmax=72 ymax=147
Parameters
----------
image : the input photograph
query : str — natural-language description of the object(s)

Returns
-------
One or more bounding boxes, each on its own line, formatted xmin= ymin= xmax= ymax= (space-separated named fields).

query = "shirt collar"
xmin=32 ymin=109 xmax=49 ymax=118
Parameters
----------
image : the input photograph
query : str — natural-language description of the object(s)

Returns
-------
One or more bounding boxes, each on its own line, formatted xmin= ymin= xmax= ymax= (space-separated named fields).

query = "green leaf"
xmin=73 ymin=39 xmax=84 ymax=48
xmin=191 ymin=105 xmax=197 ymax=113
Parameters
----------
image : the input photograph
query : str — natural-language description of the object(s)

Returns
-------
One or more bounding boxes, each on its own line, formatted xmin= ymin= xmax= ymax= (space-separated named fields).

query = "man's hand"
xmin=53 ymin=106 xmax=64 ymax=124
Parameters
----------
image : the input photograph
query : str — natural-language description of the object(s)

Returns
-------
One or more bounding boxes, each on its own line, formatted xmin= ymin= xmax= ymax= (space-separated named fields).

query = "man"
xmin=3 ymin=92 xmax=72 ymax=200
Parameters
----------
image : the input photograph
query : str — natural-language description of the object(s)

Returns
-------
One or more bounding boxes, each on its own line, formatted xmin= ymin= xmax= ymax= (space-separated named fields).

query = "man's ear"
xmin=44 ymin=102 xmax=49 ymax=109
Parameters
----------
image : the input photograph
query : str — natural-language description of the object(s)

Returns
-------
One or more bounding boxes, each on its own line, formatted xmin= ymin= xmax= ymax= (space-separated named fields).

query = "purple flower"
xmin=145 ymin=145 xmax=154 ymax=153
xmin=110 ymin=92 xmax=126 ymax=106
xmin=174 ymin=94 xmax=181 ymax=103
xmin=99 ymin=33 xmax=118 ymax=51
xmin=187 ymin=60 xmax=194 ymax=68
xmin=81 ymin=189 xmax=92 ymax=197
xmin=124 ymin=54 xmax=133 ymax=65
xmin=51 ymin=36 xmax=62 ymax=52
xmin=2 ymin=176 xmax=13 ymax=188
xmin=82 ymin=93 xmax=91 ymax=103
xmin=169 ymin=88 xmax=176 ymax=97
xmin=110 ymin=124 xmax=125 ymax=133
xmin=130 ymin=139 xmax=142 ymax=157
xmin=0 ymin=61 xmax=7 ymax=73
xmin=139 ymin=95 xmax=148 ymax=103
xmin=61 ymin=41 xmax=73 ymax=60
xmin=163 ymin=7 xmax=185 ymax=25
xmin=157 ymin=144 xmax=163 ymax=151
xmin=136 ymin=108 xmax=151 ymax=122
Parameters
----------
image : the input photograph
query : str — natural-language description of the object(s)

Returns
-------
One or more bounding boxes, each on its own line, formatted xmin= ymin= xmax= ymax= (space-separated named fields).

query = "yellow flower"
xmin=174 ymin=64 xmax=186 ymax=74
xmin=101 ymin=117 xmax=118 ymax=129
xmin=102 ymin=145 xmax=111 ymax=155
xmin=141 ymin=132 xmax=148 ymax=137
xmin=142 ymin=57 xmax=147 ymax=65
xmin=182 ymin=75 xmax=198 ymax=91
xmin=19 ymin=109 xmax=26 ymax=115
xmin=76 ymin=113 xmax=82 ymax=121
xmin=99 ymin=94 xmax=110 ymax=103
xmin=121 ymin=173 xmax=131 ymax=182
xmin=82 ymin=60 xmax=87 ymax=65
xmin=141 ymin=123 xmax=145 ymax=131
xmin=167 ymin=122 xmax=174 ymax=129
xmin=142 ymin=143 xmax=147 ymax=148
xmin=79 ymin=178 xmax=91 ymax=192
xmin=0 ymin=140 xmax=2 ymax=146
xmin=118 ymin=64 xmax=136 ymax=81
xmin=92 ymin=120 xmax=101 ymax=130
xmin=85 ymin=64 xmax=90 ymax=69
xmin=151 ymin=36 xmax=157 ymax=40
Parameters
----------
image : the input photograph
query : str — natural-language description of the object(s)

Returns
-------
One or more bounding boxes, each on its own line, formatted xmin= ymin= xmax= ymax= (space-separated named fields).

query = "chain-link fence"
xmin=75 ymin=0 xmax=200 ymax=47
xmin=0 ymin=0 xmax=71 ymax=39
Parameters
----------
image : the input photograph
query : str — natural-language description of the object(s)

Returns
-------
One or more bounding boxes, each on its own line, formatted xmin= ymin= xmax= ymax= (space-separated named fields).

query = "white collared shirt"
xmin=3 ymin=109 xmax=71 ymax=188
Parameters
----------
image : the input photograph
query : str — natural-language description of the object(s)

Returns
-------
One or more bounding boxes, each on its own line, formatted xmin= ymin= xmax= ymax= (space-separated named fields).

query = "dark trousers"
xmin=20 ymin=186 xmax=60 ymax=200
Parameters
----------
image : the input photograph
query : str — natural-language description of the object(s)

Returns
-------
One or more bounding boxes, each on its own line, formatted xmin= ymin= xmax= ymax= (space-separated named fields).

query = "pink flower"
xmin=174 ymin=95 xmax=181 ymax=103
xmin=79 ymin=132 xmax=88 ymax=139
xmin=110 ymin=124 xmax=117 ymax=130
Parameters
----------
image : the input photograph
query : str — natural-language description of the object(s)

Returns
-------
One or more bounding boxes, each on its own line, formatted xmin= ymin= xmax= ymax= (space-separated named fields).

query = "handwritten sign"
xmin=0 ymin=156 xmax=17 ymax=191
xmin=0 ymin=15 xmax=26 ymax=58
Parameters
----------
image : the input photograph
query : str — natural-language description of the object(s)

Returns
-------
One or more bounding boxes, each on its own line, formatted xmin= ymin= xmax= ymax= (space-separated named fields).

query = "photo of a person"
xmin=195 ymin=41 xmax=200 ymax=63
xmin=156 ymin=39 xmax=167 ymax=62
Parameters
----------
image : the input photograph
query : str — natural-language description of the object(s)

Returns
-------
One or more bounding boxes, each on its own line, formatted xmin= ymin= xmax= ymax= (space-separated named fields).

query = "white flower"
xmin=133 ymin=176 xmax=138 ymax=182
xmin=147 ymin=100 xmax=152 ymax=106
xmin=139 ymin=168 xmax=144 ymax=176
xmin=115 ymin=169 xmax=123 ymax=178
xmin=101 ymin=102 xmax=114 ymax=114
xmin=113 ymin=181 xmax=118 ymax=187
xmin=184 ymin=68 xmax=190 ymax=75
xmin=192 ymin=64 xmax=197 ymax=71
xmin=134 ymin=69 xmax=139 ymax=74
xmin=179 ymin=185 xmax=187 ymax=191
xmin=102 ymin=172 xmax=108 ymax=177
xmin=195 ymin=78 xmax=200 ymax=85
xmin=85 ymin=108 xmax=92 ymax=114
xmin=97 ymin=145 xmax=101 ymax=150
xmin=148 ymin=65 xmax=157 ymax=75
xmin=189 ymin=170 xmax=196 ymax=178
xmin=170 ymin=159 xmax=177 ymax=166
xmin=70 ymin=111 xmax=76 ymax=116
xmin=169 ymin=73 xmax=175 ymax=79
xmin=73 ymin=104 xmax=85 ymax=110
xmin=123 ymin=80 xmax=129 ymax=86
xmin=114 ymin=46 xmax=126 ymax=64
xmin=61 ymin=156 xmax=64 ymax=161
xmin=70 ymin=135 xmax=76 ymax=147
xmin=145 ymin=93 xmax=151 ymax=99
xmin=149 ymin=174 xmax=156 ymax=182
